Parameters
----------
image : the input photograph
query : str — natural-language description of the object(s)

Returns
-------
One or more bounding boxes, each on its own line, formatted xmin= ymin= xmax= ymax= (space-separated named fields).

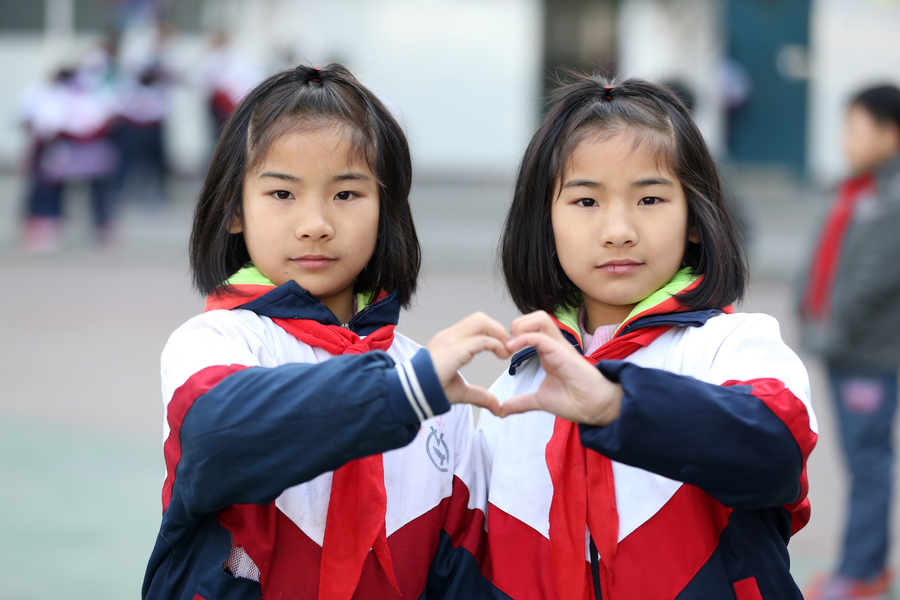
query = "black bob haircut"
xmin=189 ymin=63 xmax=420 ymax=307
xmin=851 ymin=84 xmax=900 ymax=130
xmin=501 ymin=74 xmax=747 ymax=315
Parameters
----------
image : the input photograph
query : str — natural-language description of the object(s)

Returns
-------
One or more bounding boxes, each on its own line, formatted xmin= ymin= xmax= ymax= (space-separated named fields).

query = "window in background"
xmin=72 ymin=0 xmax=203 ymax=33
xmin=74 ymin=0 xmax=113 ymax=32
xmin=0 ymin=0 xmax=46 ymax=31
xmin=168 ymin=0 xmax=201 ymax=32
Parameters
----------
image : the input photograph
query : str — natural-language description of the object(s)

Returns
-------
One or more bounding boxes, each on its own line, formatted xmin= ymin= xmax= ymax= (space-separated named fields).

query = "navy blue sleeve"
xmin=174 ymin=348 xmax=449 ymax=517
xmin=578 ymin=361 xmax=805 ymax=509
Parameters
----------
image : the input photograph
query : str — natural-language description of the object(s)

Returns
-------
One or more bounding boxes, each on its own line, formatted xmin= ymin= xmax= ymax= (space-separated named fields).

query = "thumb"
xmin=451 ymin=384 xmax=502 ymax=417
xmin=499 ymin=393 xmax=542 ymax=417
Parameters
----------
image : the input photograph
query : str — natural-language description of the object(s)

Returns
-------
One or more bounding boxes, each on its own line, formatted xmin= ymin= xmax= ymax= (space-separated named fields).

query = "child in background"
xmin=19 ymin=65 xmax=120 ymax=251
xmin=142 ymin=64 xmax=506 ymax=600
xmin=480 ymin=76 xmax=817 ymax=599
xmin=801 ymin=85 xmax=900 ymax=600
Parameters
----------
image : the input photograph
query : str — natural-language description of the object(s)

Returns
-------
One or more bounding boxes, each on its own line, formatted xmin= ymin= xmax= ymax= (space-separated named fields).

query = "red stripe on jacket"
xmin=488 ymin=485 xmax=731 ymax=600
xmin=488 ymin=505 xmax=559 ymax=600
xmin=162 ymin=364 xmax=249 ymax=512
xmin=723 ymin=378 xmax=817 ymax=534
xmin=215 ymin=476 xmax=486 ymax=599
xmin=607 ymin=485 xmax=732 ymax=599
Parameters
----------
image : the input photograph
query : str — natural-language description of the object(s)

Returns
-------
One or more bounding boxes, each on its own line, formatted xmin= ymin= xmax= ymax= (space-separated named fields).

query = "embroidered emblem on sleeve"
xmin=426 ymin=425 xmax=450 ymax=472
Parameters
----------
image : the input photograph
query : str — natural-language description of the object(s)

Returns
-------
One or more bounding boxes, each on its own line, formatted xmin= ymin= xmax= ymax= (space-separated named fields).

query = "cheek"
xmin=551 ymin=219 xmax=580 ymax=274
xmin=550 ymin=210 xmax=567 ymax=256
xmin=670 ymin=227 xmax=692 ymax=267
xmin=351 ymin=203 xmax=381 ymax=261
xmin=366 ymin=204 xmax=380 ymax=243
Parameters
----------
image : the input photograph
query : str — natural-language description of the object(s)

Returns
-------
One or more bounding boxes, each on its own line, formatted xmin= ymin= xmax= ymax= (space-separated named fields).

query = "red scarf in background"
xmin=209 ymin=286 xmax=400 ymax=600
xmin=801 ymin=173 xmax=875 ymax=320
xmin=546 ymin=284 xmax=732 ymax=600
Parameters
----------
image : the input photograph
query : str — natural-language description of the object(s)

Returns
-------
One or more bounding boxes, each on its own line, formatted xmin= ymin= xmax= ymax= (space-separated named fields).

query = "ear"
xmin=886 ymin=123 xmax=900 ymax=154
xmin=228 ymin=213 xmax=243 ymax=234
xmin=688 ymin=225 xmax=701 ymax=244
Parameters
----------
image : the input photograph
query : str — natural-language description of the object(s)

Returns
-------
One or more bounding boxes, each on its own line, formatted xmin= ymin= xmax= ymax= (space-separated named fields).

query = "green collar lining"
xmin=554 ymin=267 xmax=698 ymax=344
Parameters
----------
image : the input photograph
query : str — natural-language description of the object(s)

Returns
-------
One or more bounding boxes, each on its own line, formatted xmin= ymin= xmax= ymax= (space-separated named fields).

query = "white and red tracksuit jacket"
xmin=480 ymin=275 xmax=817 ymax=600
xmin=142 ymin=269 xmax=492 ymax=600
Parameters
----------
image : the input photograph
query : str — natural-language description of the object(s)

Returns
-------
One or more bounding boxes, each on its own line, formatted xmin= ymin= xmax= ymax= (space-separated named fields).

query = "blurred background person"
xmin=110 ymin=62 xmax=172 ymax=207
xmin=19 ymin=62 xmax=120 ymax=252
xmin=799 ymin=84 xmax=900 ymax=600
xmin=200 ymin=28 xmax=260 ymax=141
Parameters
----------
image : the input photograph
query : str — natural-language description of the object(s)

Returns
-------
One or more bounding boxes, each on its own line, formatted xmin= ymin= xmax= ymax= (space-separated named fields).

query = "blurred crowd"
xmin=17 ymin=27 xmax=261 ymax=253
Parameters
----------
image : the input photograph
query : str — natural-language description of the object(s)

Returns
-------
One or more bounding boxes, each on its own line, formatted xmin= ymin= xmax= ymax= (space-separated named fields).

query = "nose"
xmin=295 ymin=201 xmax=334 ymax=240
xmin=601 ymin=202 xmax=636 ymax=247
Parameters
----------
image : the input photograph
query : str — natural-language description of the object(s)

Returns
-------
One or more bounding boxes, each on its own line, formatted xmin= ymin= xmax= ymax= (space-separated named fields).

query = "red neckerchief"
xmin=801 ymin=172 xmax=875 ymax=320
xmin=546 ymin=280 xmax=733 ymax=599
xmin=210 ymin=284 xmax=400 ymax=600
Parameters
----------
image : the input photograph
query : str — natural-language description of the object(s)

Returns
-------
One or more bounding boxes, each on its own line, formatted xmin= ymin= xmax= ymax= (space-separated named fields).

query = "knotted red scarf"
xmin=801 ymin=172 xmax=875 ymax=320
xmin=546 ymin=286 xmax=726 ymax=600
xmin=209 ymin=284 xmax=400 ymax=600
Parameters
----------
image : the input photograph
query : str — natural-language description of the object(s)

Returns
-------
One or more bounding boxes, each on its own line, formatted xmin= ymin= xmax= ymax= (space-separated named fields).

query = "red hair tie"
xmin=604 ymin=85 xmax=613 ymax=100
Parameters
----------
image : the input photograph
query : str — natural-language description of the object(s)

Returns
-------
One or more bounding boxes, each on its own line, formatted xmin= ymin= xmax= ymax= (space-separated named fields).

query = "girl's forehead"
xmin=248 ymin=120 xmax=373 ymax=173
xmin=562 ymin=128 xmax=676 ymax=176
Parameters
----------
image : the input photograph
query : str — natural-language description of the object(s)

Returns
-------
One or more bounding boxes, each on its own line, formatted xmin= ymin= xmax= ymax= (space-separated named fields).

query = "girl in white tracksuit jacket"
xmin=142 ymin=63 xmax=505 ymax=600
xmin=480 ymin=75 xmax=817 ymax=600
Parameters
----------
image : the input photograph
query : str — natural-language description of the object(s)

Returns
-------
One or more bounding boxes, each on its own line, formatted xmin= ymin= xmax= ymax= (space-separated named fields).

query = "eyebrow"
xmin=258 ymin=171 xmax=301 ymax=183
xmin=257 ymin=171 xmax=374 ymax=184
xmin=561 ymin=176 xmax=675 ymax=190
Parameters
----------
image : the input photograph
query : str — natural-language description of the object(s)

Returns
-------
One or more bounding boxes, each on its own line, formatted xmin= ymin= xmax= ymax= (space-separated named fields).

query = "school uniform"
xmin=480 ymin=270 xmax=817 ymax=600
xmin=21 ymin=74 xmax=119 ymax=230
xmin=143 ymin=266 xmax=491 ymax=600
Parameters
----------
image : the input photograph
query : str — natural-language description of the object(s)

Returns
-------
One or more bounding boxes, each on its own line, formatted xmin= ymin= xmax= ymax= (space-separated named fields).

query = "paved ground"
xmin=0 ymin=168 xmax=891 ymax=597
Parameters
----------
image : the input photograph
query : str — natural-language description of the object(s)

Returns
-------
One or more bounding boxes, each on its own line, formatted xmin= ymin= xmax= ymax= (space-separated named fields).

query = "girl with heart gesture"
xmin=143 ymin=64 xmax=506 ymax=600
xmin=479 ymin=76 xmax=817 ymax=600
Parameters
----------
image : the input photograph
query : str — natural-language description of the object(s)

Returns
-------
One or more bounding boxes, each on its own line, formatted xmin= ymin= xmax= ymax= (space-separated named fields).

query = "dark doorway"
xmin=725 ymin=0 xmax=811 ymax=174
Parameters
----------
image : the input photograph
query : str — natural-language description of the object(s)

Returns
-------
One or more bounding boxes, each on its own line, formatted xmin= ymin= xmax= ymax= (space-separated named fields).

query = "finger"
xmin=510 ymin=311 xmax=568 ymax=343
xmin=452 ymin=312 xmax=511 ymax=344
xmin=450 ymin=384 xmax=502 ymax=416
xmin=506 ymin=330 xmax=574 ymax=356
xmin=452 ymin=334 xmax=513 ymax=364
xmin=499 ymin=392 xmax=543 ymax=417
xmin=441 ymin=372 xmax=468 ymax=403
xmin=432 ymin=334 xmax=512 ymax=388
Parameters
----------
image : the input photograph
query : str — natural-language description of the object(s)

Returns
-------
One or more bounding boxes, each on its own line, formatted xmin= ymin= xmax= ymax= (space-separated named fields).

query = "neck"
xmin=319 ymin=288 xmax=355 ymax=325
xmin=583 ymin=302 xmax=634 ymax=333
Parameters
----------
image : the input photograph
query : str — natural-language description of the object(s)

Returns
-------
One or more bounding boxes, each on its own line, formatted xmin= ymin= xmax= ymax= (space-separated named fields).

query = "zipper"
xmin=590 ymin=537 xmax=602 ymax=600
xmin=343 ymin=291 xmax=388 ymax=331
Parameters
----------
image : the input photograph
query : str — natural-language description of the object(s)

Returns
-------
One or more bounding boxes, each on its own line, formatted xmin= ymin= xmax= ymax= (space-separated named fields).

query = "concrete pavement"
xmin=0 ymin=168 xmax=885 ymax=597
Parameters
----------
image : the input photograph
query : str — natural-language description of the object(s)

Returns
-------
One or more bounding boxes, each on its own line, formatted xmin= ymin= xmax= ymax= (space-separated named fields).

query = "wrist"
xmin=588 ymin=383 xmax=623 ymax=426
xmin=386 ymin=349 xmax=451 ymax=423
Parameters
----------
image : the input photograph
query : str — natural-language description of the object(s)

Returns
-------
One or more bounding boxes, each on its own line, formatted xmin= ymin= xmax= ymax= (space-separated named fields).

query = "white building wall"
xmin=616 ymin=0 xmax=726 ymax=155
xmin=223 ymin=0 xmax=544 ymax=178
xmin=0 ymin=0 xmax=543 ymax=179
xmin=807 ymin=0 xmax=900 ymax=185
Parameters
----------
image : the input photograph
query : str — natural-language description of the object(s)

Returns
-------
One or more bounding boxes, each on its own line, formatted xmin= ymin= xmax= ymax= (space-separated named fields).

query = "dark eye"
xmin=577 ymin=197 xmax=597 ymax=207
xmin=273 ymin=190 xmax=293 ymax=200
xmin=335 ymin=191 xmax=356 ymax=200
xmin=638 ymin=196 xmax=662 ymax=206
